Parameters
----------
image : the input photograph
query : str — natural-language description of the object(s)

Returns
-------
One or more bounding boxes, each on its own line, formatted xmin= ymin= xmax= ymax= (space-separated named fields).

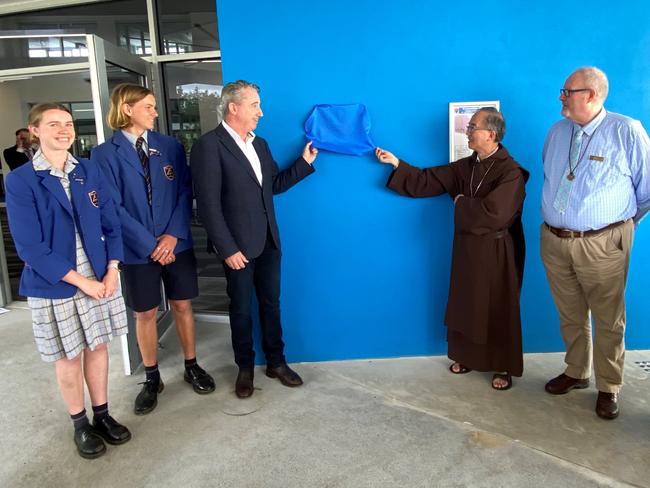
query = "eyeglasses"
xmin=559 ymin=88 xmax=591 ymax=98
xmin=466 ymin=124 xmax=491 ymax=133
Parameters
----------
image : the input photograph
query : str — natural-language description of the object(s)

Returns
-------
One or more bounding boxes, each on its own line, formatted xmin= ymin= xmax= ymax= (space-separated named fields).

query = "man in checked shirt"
xmin=541 ymin=66 xmax=650 ymax=419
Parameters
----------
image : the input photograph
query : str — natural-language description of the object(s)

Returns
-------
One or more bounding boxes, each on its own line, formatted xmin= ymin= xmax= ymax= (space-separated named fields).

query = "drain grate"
xmin=635 ymin=361 xmax=650 ymax=373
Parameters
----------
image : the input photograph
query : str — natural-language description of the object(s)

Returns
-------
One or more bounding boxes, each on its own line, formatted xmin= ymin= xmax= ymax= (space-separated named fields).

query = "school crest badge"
xmin=88 ymin=190 xmax=99 ymax=208
xmin=163 ymin=165 xmax=175 ymax=180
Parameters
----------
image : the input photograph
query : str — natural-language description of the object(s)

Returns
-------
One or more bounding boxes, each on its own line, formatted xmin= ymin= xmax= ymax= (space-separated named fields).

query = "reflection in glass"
xmin=117 ymin=23 xmax=152 ymax=55
xmin=157 ymin=0 xmax=219 ymax=54
xmin=0 ymin=0 xmax=148 ymax=57
xmin=0 ymin=36 xmax=88 ymax=69
xmin=106 ymin=63 xmax=145 ymax=92
xmin=27 ymin=37 xmax=89 ymax=59
xmin=162 ymin=59 xmax=222 ymax=154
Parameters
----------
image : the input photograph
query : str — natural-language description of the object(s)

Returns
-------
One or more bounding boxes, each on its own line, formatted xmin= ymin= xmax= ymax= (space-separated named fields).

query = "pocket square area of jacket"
xmin=304 ymin=103 xmax=376 ymax=156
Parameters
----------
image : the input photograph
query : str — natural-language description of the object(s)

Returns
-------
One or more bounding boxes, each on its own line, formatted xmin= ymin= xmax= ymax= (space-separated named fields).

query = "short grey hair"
xmin=220 ymin=80 xmax=260 ymax=119
xmin=478 ymin=107 xmax=506 ymax=142
xmin=573 ymin=66 xmax=609 ymax=102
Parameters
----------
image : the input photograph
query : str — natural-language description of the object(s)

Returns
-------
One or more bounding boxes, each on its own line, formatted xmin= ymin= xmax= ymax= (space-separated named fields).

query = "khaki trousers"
xmin=540 ymin=220 xmax=634 ymax=393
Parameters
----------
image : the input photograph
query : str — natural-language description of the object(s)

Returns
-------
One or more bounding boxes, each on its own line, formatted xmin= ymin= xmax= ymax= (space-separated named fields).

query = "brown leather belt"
xmin=545 ymin=220 xmax=626 ymax=238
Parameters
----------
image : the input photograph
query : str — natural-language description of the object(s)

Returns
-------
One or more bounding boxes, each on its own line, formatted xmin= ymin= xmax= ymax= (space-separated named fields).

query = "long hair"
xmin=107 ymin=83 xmax=154 ymax=130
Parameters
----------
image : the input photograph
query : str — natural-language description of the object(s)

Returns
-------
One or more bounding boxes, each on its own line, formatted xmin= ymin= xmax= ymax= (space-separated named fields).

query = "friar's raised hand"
xmin=374 ymin=147 xmax=399 ymax=168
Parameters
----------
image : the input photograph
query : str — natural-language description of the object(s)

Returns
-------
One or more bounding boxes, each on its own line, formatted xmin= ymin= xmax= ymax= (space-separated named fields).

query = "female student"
xmin=5 ymin=103 xmax=131 ymax=459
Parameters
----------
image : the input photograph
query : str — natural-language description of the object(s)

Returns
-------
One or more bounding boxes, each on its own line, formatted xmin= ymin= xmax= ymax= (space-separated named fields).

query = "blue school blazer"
xmin=5 ymin=158 xmax=124 ymax=299
xmin=91 ymin=130 xmax=193 ymax=264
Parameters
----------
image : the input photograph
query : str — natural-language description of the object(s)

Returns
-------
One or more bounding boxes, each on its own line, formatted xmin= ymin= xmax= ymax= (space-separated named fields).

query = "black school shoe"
xmin=93 ymin=415 xmax=132 ymax=445
xmin=74 ymin=424 xmax=106 ymax=459
xmin=134 ymin=379 xmax=165 ymax=415
xmin=184 ymin=364 xmax=216 ymax=394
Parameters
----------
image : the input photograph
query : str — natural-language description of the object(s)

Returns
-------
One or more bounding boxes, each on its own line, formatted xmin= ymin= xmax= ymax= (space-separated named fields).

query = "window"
xmin=117 ymin=24 xmax=152 ymax=56
xmin=27 ymin=37 xmax=88 ymax=58
xmin=157 ymin=0 xmax=218 ymax=54
xmin=162 ymin=59 xmax=222 ymax=154
xmin=0 ymin=0 xmax=149 ymax=56
xmin=0 ymin=35 xmax=89 ymax=69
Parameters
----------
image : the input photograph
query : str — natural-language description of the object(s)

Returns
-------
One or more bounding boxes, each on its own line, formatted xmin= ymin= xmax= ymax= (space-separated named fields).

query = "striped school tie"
xmin=135 ymin=136 xmax=152 ymax=205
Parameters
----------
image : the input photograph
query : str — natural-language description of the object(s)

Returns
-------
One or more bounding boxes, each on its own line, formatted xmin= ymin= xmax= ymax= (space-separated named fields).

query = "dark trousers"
xmin=222 ymin=233 xmax=285 ymax=369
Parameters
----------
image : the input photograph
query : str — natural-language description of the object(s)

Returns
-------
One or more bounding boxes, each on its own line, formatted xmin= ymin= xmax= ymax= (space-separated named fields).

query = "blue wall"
xmin=216 ymin=1 xmax=650 ymax=362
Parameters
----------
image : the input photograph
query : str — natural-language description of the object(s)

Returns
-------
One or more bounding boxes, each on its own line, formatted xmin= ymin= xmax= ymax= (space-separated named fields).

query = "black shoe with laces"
xmin=74 ymin=424 xmax=106 ymax=459
xmin=134 ymin=379 xmax=164 ymax=415
xmin=184 ymin=364 xmax=216 ymax=394
xmin=93 ymin=415 xmax=132 ymax=444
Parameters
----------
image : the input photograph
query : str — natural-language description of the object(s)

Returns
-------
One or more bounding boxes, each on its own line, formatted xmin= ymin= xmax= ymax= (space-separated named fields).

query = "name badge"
xmin=589 ymin=155 xmax=605 ymax=162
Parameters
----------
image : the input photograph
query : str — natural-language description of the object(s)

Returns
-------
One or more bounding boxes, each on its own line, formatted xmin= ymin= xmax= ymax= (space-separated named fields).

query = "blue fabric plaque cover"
xmin=304 ymin=103 xmax=376 ymax=156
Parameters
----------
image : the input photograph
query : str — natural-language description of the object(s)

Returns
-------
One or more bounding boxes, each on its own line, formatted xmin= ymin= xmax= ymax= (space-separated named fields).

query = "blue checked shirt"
xmin=542 ymin=109 xmax=650 ymax=230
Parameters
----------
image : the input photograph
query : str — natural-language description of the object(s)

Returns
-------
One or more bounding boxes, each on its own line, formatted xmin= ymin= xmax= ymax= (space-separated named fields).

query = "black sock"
xmin=70 ymin=409 xmax=89 ymax=431
xmin=145 ymin=364 xmax=160 ymax=384
xmin=92 ymin=402 xmax=109 ymax=422
xmin=184 ymin=357 xmax=197 ymax=371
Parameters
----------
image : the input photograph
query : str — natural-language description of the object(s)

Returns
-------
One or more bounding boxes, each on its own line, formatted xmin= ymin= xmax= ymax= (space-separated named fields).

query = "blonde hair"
xmin=107 ymin=83 xmax=154 ymax=130
xmin=27 ymin=103 xmax=73 ymax=143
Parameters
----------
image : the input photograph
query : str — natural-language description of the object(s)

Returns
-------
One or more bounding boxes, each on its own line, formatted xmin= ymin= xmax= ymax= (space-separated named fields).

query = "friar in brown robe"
xmin=376 ymin=108 xmax=528 ymax=387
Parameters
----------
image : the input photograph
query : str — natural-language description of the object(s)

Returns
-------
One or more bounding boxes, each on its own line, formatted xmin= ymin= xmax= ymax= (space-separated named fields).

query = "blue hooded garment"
xmin=304 ymin=103 xmax=375 ymax=156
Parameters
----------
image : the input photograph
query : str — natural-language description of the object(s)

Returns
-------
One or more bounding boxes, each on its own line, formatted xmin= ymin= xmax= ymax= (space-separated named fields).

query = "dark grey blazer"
xmin=190 ymin=123 xmax=314 ymax=260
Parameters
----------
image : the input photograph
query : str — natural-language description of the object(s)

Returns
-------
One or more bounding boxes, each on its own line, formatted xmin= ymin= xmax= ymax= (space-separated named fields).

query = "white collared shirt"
xmin=222 ymin=120 xmax=263 ymax=185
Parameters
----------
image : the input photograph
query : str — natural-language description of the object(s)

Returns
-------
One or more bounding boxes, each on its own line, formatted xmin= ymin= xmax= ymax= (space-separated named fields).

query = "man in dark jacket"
xmin=3 ymin=128 xmax=33 ymax=170
xmin=190 ymin=80 xmax=318 ymax=398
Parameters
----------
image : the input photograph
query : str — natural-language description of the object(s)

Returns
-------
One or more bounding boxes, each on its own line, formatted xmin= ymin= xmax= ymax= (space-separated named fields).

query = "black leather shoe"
xmin=134 ymin=379 xmax=164 ymax=415
xmin=235 ymin=368 xmax=254 ymax=398
xmin=266 ymin=364 xmax=303 ymax=387
xmin=74 ymin=425 xmax=106 ymax=459
xmin=545 ymin=373 xmax=589 ymax=395
xmin=93 ymin=415 xmax=132 ymax=445
xmin=184 ymin=364 xmax=216 ymax=394
xmin=596 ymin=391 xmax=620 ymax=420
